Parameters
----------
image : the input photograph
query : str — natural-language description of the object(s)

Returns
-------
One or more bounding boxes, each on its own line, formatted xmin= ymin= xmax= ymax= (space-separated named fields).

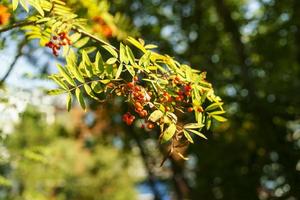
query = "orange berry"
xmin=147 ymin=123 xmax=155 ymax=129
xmin=187 ymin=107 xmax=193 ymax=112
xmin=127 ymin=82 xmax=134 ymax=88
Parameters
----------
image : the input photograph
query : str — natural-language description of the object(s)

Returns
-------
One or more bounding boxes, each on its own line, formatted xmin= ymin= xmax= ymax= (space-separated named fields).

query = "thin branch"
xmin=0 ymin=40 xmax=27 ymax=85
xmin=130 ymin=129 xmax=162 ymax=200
xmin=0 ymin=21 xmax=35 ymax=34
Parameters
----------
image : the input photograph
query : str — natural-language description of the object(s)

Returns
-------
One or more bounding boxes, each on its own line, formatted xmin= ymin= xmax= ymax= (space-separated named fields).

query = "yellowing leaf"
xmin=211 ymin=115 xmax=227 ymax=122
xmin=161 ymin=124 xmax=176 ymax=143
xmin=183 ymin=123 xmax=204 ymax=129
xmin=106 ymin=57 xmax=118 ymax=65
xmin=148 ymin=110 xmax=164 ymax=122
xmin=13 ymin=0 xmax=19 ymax=10
xmin=48 ymin=89 xmax=66 ymax=95
xmin=183 ymin=130 xmax=194 ymax=143
xmin=126 ymin=37 xmax=146 ymax=52
xmin=186 ymin=129 xmax=207 ymax=140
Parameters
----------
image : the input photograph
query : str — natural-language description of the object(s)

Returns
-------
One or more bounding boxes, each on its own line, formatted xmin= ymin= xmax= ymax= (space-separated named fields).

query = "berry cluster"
xmin=128 ymin=77 xmax=151 ymax=117
xmin=122 ymin=76 xmax=155 ymax=129
xmin=93 ymin=16 xmax=113 ymax=38
xmin=45 ymin=32 xmax=71 ymax=56
xmin=122 ymin=112 xmax=135 ymax=125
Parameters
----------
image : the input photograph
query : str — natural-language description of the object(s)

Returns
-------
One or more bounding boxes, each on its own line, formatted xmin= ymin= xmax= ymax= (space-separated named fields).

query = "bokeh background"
xmin=0 ymin=0 xmax=299 ymax=199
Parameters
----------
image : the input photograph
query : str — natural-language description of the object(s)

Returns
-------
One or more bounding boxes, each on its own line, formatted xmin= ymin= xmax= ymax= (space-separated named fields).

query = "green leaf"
xmin=66 ymin=49 xmax=77 ymax=67
xmin=126 ymin=37 xmax=146 ymax=52
xmin=115 ymin=64 xmax=123 ymax=79
xmin=106 ymin=57 xmax=118 ymax=65
xmin=166 ymin=112 xmax=177 ymax=123
xmin=206 ymin=102 xmax=223 ymax=111
xmin=183 ymin=130 xmax=194 ymax=143
xmin=148 ymin=110 xmax=163 ymax=122
xmin=69 ymin=32 xmax=81 ymax=43
xmin=186 ymin=129 xmax=207 ymax=140
xmin=161 ymin=124 xmax=176 ymax=143
xmin=82 ymin=50 xmax=91 ymax=65
xmin=20 ymin=0 xmax=29 ymax=12
xmin=57 ymin=64 xmax=76 ymax=86
xmin=125 ymin=65 xmax=135 ymax=77
xmin=29 ymin=0 xmax=44 ymax=16
xmin=84 ymin=84 xmax=98 ymax=100
xmin=91 ymin=81 xmax=103 ymax=93
xmin=13 ymin=0 xmax=19 ymax=10
xmin=80 ymin=60 xmax=93 ymax=78
xmin=68 ymin=65 xmax=85 ymax=83
xmin=119 ymin=43 xmax=129 ymax=64
xmin=209 ymin=110 xmax=226 ymax=115
xmin=145 ymin=44 xmax=158 ymax=49
xmin=74 ymin=37 xmax=89 ymax=48
xmin=99 ymin=79 xmax=110 ymax=84
xmin=75 ymin=88 xmax=86 ymax=110
xmin=47 ymin=89 xmax=66 ymax=95
xmin=66 ymin=93 xmax=72 ymax=111
xmin=102 ymin=45 xmax=118 ymax=58
xmin=183 ymin=123 xmax=204 ymax=129
xmin=50 ymin=76 xmax=68 ymax=90
xmin=126 ymin=46 xmax=136 ymax=66
xmin=211 ymin=115 xmax=227 ymax=122
xmin=95 ymin=51 xmax=104 ymax=72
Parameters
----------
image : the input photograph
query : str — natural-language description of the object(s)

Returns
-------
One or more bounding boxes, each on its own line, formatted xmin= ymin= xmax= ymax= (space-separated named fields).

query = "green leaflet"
xmin=75 ymin=88 xmax=86 ymax=110
xmin=48 ymin=89 xmax=66 ymax=95
xmin=102 ymin=45 xmax=118 ymax=58
xmin=66 ymin=92 xmax=72 ymax=111
xmin=161 ymin=124 xmax=176 ymax=143
xmin=186 ymin=129 xmax=207 ymax=140
xmin=115 ymin=64 xmax=123 ymax=79
xmin=148 ymin=110 xmax=164 ymax=122
xmin=183 ymin=123 xmax=204 ymax=129
xmin=183 ymin=130 xmax=194 ymax=143
xmin=57 ymin=64 xmax=76 ymax=86
xmin=211 ymin=115 xmax=227 ymax=122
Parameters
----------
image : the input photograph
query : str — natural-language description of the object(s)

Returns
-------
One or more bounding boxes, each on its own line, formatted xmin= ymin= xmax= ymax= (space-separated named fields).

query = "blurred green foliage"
xmin=0 ymin=107 xmax=137 ymax=200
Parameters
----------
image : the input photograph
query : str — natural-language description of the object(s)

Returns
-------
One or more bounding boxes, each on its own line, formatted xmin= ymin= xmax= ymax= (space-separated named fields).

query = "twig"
xmin=0 ymin=21 xmax=35 ymax=34
xmin=131 ymin=129 xmax=162 ymax=200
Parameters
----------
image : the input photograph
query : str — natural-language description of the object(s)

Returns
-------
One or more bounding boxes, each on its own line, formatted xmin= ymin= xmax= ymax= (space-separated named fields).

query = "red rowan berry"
xmin=127 ymin=82 xmax=134 ymax=88
xmin=187 ymin=107 xmax=194 ymax=112
xmin=147 ymin=122 xmax=155 ymax=129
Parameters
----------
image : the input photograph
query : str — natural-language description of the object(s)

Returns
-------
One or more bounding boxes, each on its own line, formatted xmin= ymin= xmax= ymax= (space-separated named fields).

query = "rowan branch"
xmin=0 ymin=21 xmax=35 ymax=34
